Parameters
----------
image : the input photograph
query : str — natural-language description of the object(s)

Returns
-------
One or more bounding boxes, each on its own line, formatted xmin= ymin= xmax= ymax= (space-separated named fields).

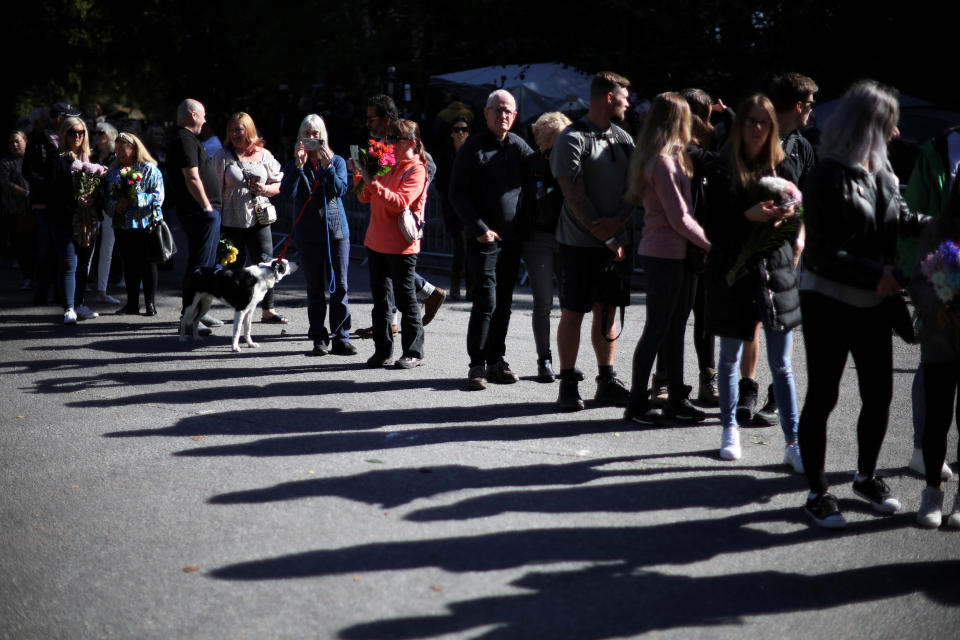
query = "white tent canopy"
xmin=430 ymin=62 xmax=592 ymax=123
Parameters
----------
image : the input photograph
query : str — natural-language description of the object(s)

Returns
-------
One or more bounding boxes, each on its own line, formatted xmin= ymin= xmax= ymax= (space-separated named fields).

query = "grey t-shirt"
xmin=551 ymin=117 xmax=633 ymax=248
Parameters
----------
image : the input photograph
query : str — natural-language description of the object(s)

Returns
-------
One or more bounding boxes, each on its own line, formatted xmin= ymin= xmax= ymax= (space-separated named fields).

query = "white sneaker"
xmin=64 ymin=308 xmax=77 ymax=324
xmin=949 ymin=494 xmax=960 ymax=529
xmin=909 ymin=446 xmax=953 ymax=481
xmin=783 ymin=442 xmax=804 ymax=473
xmin=75 ymin=305 xmax=99 ymax=320
xmin=720 ymin=426 xmax=741 ymax=460
xmin=917 ymin=486 xmax=943 ymax=528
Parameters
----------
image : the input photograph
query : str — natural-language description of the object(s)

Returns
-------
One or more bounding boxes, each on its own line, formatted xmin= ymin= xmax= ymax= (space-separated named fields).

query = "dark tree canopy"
xmin=7 ymin=0 xmax=957 ymax=131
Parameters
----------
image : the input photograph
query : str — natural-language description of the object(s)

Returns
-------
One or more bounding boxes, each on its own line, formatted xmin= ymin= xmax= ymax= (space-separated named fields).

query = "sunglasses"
xmin=68 ymin=129 xmax=86 ymax=137
xmin=452 ymin=127 xmax=469 ymax=133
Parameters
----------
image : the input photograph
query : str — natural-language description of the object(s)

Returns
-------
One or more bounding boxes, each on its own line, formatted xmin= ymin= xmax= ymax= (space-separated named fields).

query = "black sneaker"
xmin=558 ymin=380 xmax=585 ymax=412
xmin=736 ymin=377 xmax=759 ymax=424
xmin=664 ymin=397 xmax=706 ymax=423
xmin=852 ymin=476 xmax=902 ymax=513
xmin=595 ymin=375 xmax=630 ymax=406
xmin=752 ymin=384 xmax=778 ymax=426
xmin=331 ymin=340 xmax=358 ymax=356
xmin=309 ymin=341 xmax=329 ymax=356
xmin=624 ymin=406 xmax=667 ymax=426
xmin=804 ymin=492 xmax=847 ymax=529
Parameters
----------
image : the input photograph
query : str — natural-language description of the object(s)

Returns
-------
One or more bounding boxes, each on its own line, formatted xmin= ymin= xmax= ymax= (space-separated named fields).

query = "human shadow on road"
xmin=208 ymin=457 xmax=814 ymax=510
xmin=76 ymin=373 xmax=465 ymax=407
xmin=105 ymin=404 xmax=565 ymax=439
xmin=208 ymin=506 xmax=906 ymax=584
xmin=336 ymin=559 xmax=960 ymax=639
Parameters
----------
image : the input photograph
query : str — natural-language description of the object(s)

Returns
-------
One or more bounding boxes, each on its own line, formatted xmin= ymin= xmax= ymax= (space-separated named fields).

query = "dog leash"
xmin=275 ymin=165 xmax=338 ymax=294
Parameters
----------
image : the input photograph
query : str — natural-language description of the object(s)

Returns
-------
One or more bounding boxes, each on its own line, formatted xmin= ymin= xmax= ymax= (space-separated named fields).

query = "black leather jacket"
xmin=802 ymin=158 xmax=928 ymax=290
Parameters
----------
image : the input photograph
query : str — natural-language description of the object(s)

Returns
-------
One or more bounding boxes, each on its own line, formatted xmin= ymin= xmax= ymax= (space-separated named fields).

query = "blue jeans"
xmin=299 ymin=233 xmax=351 ymax=345
xmin=718 ymin=326 xmax=799 ymax=443
xmin=179 ymin=208 xmax=221 ymax=308
xmin=50 ymin=222 xmax=94 ymax=310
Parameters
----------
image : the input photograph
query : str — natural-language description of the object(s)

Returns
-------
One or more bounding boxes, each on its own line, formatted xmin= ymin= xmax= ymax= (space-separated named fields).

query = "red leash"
xmin=275 ymin=177 xmax=319 ymax=263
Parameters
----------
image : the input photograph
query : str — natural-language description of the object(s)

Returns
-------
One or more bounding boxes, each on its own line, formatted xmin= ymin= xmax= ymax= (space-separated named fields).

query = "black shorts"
xmin=558 ymin=243 xmax=632 ymax=313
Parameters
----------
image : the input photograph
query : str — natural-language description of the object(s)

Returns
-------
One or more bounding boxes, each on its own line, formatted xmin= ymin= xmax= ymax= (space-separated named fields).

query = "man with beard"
xmin=552 ymin=71 xmax=636 ymax=410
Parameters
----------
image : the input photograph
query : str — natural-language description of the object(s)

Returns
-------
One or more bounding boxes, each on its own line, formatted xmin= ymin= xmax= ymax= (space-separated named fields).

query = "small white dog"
xmin=180 ymin=259 xmax=298 ymax=351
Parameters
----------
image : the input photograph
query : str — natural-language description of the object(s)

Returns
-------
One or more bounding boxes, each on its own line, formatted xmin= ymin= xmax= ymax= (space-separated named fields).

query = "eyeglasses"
xmin=68 ymin=129 xmax=86 ymax=137
xmin=744 ymin=117 xmax=771 ymax=130
xmin=452 ymin=127 xmax=469 ymax=133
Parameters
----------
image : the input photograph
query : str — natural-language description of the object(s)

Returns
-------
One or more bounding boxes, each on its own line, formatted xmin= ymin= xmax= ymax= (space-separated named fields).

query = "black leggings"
xmin=922 ymin=361 xmax=960 ymax=488
xmin=222 ymin=224 xmax=275 ymax=310
xmin=797 ymin=291 xmax=893 ymax=494
xmin=115 ymin=229 xmax=157 ymax=306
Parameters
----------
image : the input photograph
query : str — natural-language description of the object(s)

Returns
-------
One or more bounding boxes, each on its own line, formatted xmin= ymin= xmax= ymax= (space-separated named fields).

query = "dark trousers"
xmin=798 ymin=291 xmax=893 ymax=494
xmin=466 ymin=238 xmax=523 ymax=368
xmin=50 ymin=221 xmax=94 ymax=310
xmin=222 ymin=224 xmax=276 ymax=310
xmin=922 ymin=361 xmax=960 ymax=488
xmin=629 ymin=256 xmax=696 ymax=410
xmin=368 ymin=249 xmax=424 ymax=359
xmin=299 ymin=232 xmax=351 ymax=345
xmin=692 ymin=273 xmax=715 ymax=371
xmin=33 ymin=207 xmax=59 ymax=302
xmin=179 ymin=208 xmax=220 ymax=309
xmin=115 ymin=228 xmax=157 ymax=306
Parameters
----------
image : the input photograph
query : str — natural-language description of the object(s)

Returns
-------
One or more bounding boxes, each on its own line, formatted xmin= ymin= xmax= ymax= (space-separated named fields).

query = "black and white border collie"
xmin=179 ymin=259 xmax=298 ymax=352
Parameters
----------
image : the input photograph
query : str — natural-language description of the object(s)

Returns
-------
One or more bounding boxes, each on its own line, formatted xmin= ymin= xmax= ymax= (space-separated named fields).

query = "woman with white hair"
xmin=527 ymin=111 xmax=571 ymax=382
xmin=279 ymin=114 xmax=355 ymax=356
xmin=798 ymin=80 xmax=929 ymax=528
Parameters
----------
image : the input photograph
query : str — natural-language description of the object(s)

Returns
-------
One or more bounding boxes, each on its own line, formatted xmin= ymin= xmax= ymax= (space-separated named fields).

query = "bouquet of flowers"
xmin=920 ymin=240 xmax=960 ymax=312
xmin=71 ymin=160 xmax=108 ymax=248
xmin=726 ymin=176 xmax=804 ymax=286
xmin=114 ymin=166 xmax=143 ymax=201
xmin=217 ymin=236 xmax=239 ymax=267
xmin=350 ymin=139 xmax=396 ymax=194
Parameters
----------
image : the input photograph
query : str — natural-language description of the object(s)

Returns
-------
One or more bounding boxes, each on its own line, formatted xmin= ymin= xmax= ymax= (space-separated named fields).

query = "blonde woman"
xmin=624 ymin=93 xmax=711 ymax=425
xmin=527 ymin=111 xmax=571 ymax=382
xmin=214 ymin=112 xmax=285 ymax=322
xmin=49 ymin=116 xmax=100 ymax=323
xmin=103 ymin=133 xmax=164 ymax=315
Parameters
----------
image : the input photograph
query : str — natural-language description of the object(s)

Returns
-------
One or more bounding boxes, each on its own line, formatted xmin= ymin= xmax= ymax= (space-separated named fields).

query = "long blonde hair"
xmin=727 ymin=94 xmax=785 ymax=193
xmin=111 ymin=132 xmax=157 ymax=168
xmin=59 ymin=116 xmax=90 ymax=162
xmin=627 ymin=93 xmax=693 ymax=203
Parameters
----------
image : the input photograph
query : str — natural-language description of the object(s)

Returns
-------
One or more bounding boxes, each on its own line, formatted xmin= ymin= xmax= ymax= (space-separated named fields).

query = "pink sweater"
xmin=636 ymin=154 xmax=710 ymax=259
xmin=356 ymin=158 xmax=426 ymax=255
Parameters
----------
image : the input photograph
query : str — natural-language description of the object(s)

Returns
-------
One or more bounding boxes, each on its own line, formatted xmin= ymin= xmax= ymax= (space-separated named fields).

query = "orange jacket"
xmin=356 ymin=157 xmax=427 ymax=255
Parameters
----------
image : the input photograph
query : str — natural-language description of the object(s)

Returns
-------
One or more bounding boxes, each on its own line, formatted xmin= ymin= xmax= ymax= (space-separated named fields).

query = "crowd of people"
xmin=2 ymin=71 xmax=959 ymax=531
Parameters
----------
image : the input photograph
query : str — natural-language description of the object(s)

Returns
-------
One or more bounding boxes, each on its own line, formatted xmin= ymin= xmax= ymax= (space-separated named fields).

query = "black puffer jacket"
xmin=802 ymin=158 xmax=928 ymax=290
xmin=703 ymin=155 xmax=802 ymax=341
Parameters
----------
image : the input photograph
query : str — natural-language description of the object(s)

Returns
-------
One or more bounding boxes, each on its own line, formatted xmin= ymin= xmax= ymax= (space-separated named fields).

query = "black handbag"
xmin=146 ymin=218 xmax=177 ymax=264
xmin=883 ymin=293 xmax=916 ymax=344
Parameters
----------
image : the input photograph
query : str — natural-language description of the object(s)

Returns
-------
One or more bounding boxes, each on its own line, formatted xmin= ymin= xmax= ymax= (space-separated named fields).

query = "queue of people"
xmin=4 ymin=72 xmax=959 ymax=532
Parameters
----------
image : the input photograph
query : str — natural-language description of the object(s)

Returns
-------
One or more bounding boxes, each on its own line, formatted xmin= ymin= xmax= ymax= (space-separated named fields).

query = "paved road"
xmin=1 ymin=249 xmax=957 ymax=639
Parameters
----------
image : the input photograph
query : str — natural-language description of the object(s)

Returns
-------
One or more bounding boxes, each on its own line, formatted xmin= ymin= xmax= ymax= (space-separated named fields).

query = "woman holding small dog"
xmin=215 ymin=112 xmax=286 ymax=323
xmin=280 ymin=114 xmax=355 ymax=357
xmin=351 ymin=119 xmax=427 ymax=369
xmin=103 ymin=132 xmax=165 ymax=316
